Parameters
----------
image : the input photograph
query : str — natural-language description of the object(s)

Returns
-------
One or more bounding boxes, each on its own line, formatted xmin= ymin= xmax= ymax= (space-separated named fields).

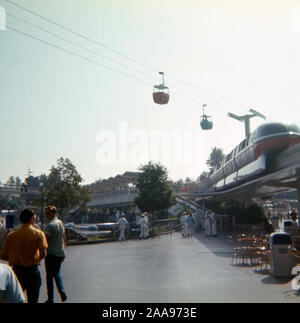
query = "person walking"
xmin=44 ymin=205 xmax=67 ymax=303
xmin=187 ymin=213 xmax=195 ymax=238
xmin=144 ymin=212 xmax=150 ymax=238
xmin=0 ymin=209 xmax=48 ymax=303
xmin=205 ymin=211 xmax=212 ymax=236
xmin=290 ymin=209 xmax=298 ymax=222
xmin=139 ymin=213 xmax=149 ymax=239
xmin=0 ymin=263 xmax=25 ymax=303
xmin=117 ymin=213 xmax=128 ymax=242
xmin=180 ymin=212 xmax=188 ymax=238
xmin=115 ymin=210 xmax=120 ymax=222
xmin=210 ymin=211 xmax=217 ymax=237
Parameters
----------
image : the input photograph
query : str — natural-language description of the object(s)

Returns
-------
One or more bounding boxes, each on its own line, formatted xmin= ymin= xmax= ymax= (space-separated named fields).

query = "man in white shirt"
xmin=115 ymin=211 xmax=120 ymax=222
xmin=117 ymin=213 xmax=128 ymax=242
xmin=210 ymin=211 xmax=217 ymax=237
xmin=143 ymin=213 xmax=150 ymax=238
xmin=139 ymin=213 xmax=149 ymax=239
xmin=205 ymin=211 xmax=212 ymax=236
xmin=0 ymin=263 xmax=25 ymax=303
xmin=180 ymin=213 xmax=188 ymax=238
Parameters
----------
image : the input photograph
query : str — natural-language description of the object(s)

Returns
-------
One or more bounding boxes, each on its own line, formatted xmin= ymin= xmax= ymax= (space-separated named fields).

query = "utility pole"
xmin=228 ymin=109 xmax=266 ymax=138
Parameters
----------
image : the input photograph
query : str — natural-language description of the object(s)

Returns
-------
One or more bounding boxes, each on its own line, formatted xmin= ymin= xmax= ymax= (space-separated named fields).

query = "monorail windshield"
xmin=256 ymin=123 xmax=300 ymax=139
xmin=257 ymin=123 xmax=287 ymax=138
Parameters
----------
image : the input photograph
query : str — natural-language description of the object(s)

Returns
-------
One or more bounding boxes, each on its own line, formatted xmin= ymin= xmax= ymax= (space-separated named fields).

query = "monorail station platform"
xmin=37 ymin=232 xmax=299 ymax=303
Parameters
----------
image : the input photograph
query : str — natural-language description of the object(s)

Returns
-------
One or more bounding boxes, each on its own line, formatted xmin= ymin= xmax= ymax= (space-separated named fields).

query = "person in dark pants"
xmin=0 ymin=209 xmax=48 ymax=303
xmin=44 ymin=205 xmax=67 ymax=303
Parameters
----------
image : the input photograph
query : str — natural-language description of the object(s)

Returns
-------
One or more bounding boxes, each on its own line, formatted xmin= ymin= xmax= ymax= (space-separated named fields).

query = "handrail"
xmin=66 ymin=217 xmax=181 ymax=244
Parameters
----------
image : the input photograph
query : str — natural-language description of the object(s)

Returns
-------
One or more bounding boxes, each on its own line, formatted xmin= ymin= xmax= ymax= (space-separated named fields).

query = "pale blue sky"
xmin=1 ymin=0 xmax=300 ymax=184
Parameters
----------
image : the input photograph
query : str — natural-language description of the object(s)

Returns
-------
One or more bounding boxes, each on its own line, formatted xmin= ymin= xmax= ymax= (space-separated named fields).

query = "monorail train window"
xmin=225 ymin=150 xmax=234 ymax=162
xmin=257 ymin=123 xmax=287 ymax=138
xmin=234 ymin=146 xmax=239 ymax=155
xmin=247 ymin=133 xmax=255 ymax=146
xmin=238 ymin=139 xmax=247 ymax=152
xmin=287 ymin=124 xmax=300 ymax=133
xmin=251 ymin=129 xmax=258 ymax=141
xmin=246 ymin=134 xmax=251 ymax=146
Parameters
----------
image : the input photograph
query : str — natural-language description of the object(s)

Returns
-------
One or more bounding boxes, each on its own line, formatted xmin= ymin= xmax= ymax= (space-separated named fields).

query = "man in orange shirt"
xmin=0 ymin=209 xmax=48 ymax=303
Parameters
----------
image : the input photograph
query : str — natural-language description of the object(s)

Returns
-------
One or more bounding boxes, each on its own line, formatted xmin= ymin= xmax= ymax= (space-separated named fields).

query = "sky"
xmin=0 ymin=0 xmax=300 ymax=185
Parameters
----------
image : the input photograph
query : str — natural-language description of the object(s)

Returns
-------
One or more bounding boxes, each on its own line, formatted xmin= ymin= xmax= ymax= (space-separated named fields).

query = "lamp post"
xmin=39 ymin=182 xmax=44 ymax=229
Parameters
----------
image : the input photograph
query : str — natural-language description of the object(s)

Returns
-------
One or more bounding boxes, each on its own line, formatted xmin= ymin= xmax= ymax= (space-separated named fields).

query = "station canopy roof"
xmin=89 ymin=171 xmax=140 ymax=191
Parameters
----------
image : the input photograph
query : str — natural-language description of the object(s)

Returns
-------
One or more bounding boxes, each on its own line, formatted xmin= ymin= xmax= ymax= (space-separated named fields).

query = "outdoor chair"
xmin=228 ymin=235 xmax=246 ymax=265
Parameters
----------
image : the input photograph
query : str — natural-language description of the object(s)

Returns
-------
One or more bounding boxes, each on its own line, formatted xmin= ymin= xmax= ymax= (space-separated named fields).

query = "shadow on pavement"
xmin=193 ymin=231 xmax=233 ymax=259
xmin=261 ymin=275 xmax=292 ymax=285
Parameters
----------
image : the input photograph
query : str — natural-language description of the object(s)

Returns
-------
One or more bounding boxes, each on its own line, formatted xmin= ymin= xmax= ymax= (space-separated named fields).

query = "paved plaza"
xmin=4 ymin=231 xmax=300 ymax=303
xmin=42 ymin=231 xmax=300 ymax=303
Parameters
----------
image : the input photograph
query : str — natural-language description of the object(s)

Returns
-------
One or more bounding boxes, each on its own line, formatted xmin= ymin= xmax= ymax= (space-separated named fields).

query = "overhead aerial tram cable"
xmin=4 ymin=0 xmax=261 ymax=121
xmin=6 ymin=9 xmax=243 ymax=115
xmin=6 ymin=22 xmax=245 ymax=124
xmin=4 ymin=0 xmax=256 ymax=117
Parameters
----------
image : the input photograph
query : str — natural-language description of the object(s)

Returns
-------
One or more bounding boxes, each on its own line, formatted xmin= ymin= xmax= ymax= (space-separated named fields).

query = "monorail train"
xmin=187 ymin=122 xmax=300 ymax=193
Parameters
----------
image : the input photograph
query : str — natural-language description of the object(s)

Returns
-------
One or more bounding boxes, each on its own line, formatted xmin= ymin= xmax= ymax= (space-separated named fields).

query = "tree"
xmin=34 ymin=158 xmax=90 ymax=216
xmin=206 ymin=147 xmax=225 ymax=172
xmin=236 ymin=204 xmax=266 ymax=224
xmin=134 ymin=162 xmax=176 ymax=217
xmin=25 ymin=175 xmax=42 ymax=190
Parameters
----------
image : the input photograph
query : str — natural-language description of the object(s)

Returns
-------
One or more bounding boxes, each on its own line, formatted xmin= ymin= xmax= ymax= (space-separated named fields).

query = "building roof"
xmin=86 ymin=191 xmax=137 ymax=208
xmin=89 ymin=171 xmax=140 ymax=192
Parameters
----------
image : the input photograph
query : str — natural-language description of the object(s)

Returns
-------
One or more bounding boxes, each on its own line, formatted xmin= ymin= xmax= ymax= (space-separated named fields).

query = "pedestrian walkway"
xmin=34 ymin=232 xmax=300 ymax=302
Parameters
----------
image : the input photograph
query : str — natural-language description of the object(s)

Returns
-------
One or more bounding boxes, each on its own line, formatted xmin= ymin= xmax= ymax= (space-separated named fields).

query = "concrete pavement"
xmin=4 ymin=231 xmax=300 ymax=303
xmin=39 ymin=231 xmax=300 ymax=303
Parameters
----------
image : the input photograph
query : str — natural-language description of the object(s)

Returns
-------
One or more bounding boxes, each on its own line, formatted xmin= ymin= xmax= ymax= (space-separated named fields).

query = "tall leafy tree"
xmin=134 ymin=162 xmax=176 ymax=217
xmin=43 ymin=158 xmax=90 ymax=216
xmin=25 ymin=175 xmax=42 ymax=190
xmin=206 ymin=147 xmax=225 ymax=172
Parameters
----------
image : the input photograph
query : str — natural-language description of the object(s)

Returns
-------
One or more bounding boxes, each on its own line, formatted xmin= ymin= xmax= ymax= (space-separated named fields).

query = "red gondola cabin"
xmin=153 ymin=72 xmax=170 ymax=105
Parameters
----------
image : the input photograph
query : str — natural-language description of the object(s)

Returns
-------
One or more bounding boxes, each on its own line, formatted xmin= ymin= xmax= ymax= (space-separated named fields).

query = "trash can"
xmin=270 ymin=232 xmax=296 ymax=278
